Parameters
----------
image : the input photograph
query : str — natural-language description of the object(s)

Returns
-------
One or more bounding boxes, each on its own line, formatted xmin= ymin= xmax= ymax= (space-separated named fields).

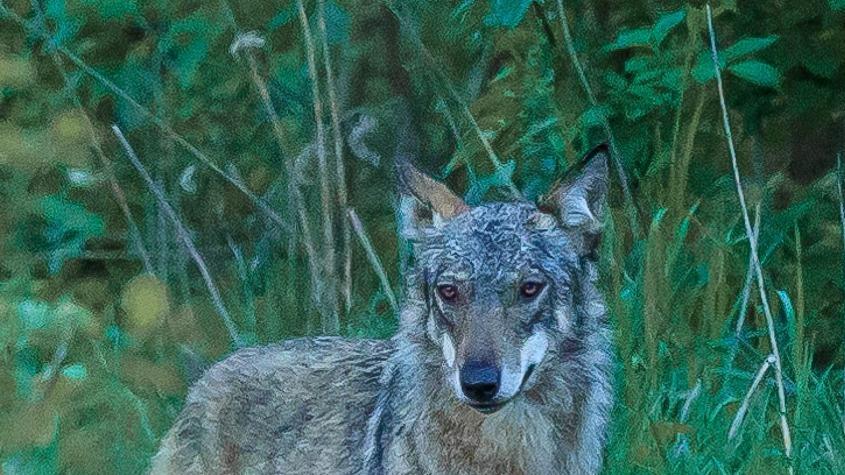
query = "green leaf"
xmin=624 ymin=57 xmax=650 ymax=73
xmin=830 ymin=0 xmax=845 ymax=11
xmin=465 ymin=161 xmax=516 ymax=204
xmin=80 ymin=0 xmax=138 ymax=20
xmin=483 ymin=0 xmax=532 ymax=28
xmin=18 ymin=299 xmax=52 ymax=331
xmin=40 ymin=195 xmax=105 ymax=274
xmin=692 ymin=50 xmax=724 ymax=83
xmin=45 ymin=0 xmax=84 ymax=46
xmin=722 ymin=36 xmax=779 ymax=61
xmin=321 ymin=0 xmax=349 ymax=44
xmin=61 ymin=363 xmax=88 ymax=380
xmin=14 ymin=347 xmax=40 ymax=400
xmin=651 ymin=208 xmax=668 ymax=228
xmin=55 ymin=296 xmax=93 ymax=330
xmin=580 ymin=105 xmax=610 ymax=128
xmin=267 ymin=5 xmax=297 ymax=30
xmin=692 ymin=36 xmax=778 ymax=84
xmin=777 ymin=290 xmax=797 ymax=346
xmin=651 ymin=9 xmax=686 ymax=46
xmin=728 ymin=60 xmax=781 ymax=87
xmin=162 ymin=12 xmax=225 ymax=89
xmin=607 ymin=28 xmax=651 ymax=51
xmin=801 ymin=47 xmax=841 ymax=79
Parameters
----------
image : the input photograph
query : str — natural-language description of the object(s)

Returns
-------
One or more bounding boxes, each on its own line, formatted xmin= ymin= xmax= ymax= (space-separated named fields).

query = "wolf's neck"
xmin=411 ymin=377 xmax=563 ymax=473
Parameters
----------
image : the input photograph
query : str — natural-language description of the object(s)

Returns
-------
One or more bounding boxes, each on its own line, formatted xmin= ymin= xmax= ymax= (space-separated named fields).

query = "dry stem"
xmin=317 ymin=0 xmax=353 ymax=314
xmin=706 ymin=5 xmax=792 ymax=469
xmin=113 ymin=125 xmax=243 ymax=348
xmin=728 ymin=354 xmax=775 ymax=440
xmin=297 ymin=0 xmax=340 ymax=334
xmin=348 ymin=208 xmax=398 ymax=312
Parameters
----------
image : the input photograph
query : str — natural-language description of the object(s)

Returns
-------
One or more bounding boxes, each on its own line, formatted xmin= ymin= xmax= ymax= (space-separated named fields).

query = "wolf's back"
xmin=149 ymin=337 xmax=393 ymax=474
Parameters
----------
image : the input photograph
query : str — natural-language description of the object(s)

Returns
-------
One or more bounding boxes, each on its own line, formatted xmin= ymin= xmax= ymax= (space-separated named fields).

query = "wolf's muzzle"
xmin=459 ymin=361 xmax=500 ymax=403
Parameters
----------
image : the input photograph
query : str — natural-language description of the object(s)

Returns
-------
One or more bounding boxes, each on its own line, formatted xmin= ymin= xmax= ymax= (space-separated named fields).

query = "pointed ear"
xmin=540 ymin=144 xmax=609 ymax=257
xmin=397 ymin=162 xmax=469 ymax=239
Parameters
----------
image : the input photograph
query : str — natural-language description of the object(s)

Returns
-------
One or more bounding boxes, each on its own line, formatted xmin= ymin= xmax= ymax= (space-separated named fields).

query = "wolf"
xmin=150 ymin=144 xmax=615 ymax=475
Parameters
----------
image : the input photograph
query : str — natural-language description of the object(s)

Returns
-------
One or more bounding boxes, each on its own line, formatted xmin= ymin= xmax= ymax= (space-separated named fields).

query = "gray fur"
xmin=151 ymin=146 xmax=614 ymax=475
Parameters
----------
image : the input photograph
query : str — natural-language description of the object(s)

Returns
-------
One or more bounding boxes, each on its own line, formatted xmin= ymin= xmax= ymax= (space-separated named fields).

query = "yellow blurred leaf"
xmin=0 ymin=123 xmax=90 ymax=168
xmin=52 ymin=111 xmax=88 ymax=144
xmin=120 ymin=355 xmax=185 ymax=395
xmin=0 ymin=403 xmax=58 ymax=450
xmin=651 ymin=421 xmax=694 ymax=448
xmin=120 ymin=273 xmax=170 ymax=335
xmin=0 ymin=55 xmax=35 ymax=87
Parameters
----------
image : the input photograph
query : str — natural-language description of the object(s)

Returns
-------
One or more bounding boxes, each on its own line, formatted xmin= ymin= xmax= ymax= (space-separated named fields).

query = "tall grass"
xmin=0 ymin=1 xmax=842 ymax=474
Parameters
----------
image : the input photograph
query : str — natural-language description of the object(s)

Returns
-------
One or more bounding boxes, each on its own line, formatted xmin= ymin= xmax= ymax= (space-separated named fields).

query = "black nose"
xmin=460 ymin=361 xmax=500 ymax=403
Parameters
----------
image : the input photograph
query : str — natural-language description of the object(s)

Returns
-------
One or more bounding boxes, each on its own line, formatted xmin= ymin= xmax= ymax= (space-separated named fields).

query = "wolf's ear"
xmin=541 ymin=144 xmax=609 ymax=257
xmin=397 ymin=162 xmax=468 ymax=238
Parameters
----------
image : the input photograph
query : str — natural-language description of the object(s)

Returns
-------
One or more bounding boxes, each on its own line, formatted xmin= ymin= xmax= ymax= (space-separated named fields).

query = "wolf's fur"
xmin=151 ymin=146 xmax=614 ymax=474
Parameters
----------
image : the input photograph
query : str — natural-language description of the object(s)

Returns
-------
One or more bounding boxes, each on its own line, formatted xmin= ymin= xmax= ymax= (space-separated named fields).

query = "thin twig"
xmin=706 ymin=5 xmax=792 ymax=469
xmin=297 ymin=0 xmax=340 ymax=334
xmin=735 ymin=203 xmax=761 ymax=336
xmin=348 ymin=208 xmax=398 ymax=313
xmin=317 ymin=0 xmax=352 ymax=315
xmin=221 ymin=1 xmax=314 ymax=337
xmin=680 ymin=378 xmax=702 ymax=423
xmin=293 ymin=183 xmax=330 ymax=327
xmin=555 ymin=0 xmax=641 ymax=238
xmin=729 ymin=354 xmax=775 ymax=440
xmin=112 ymin=125 xmax=243 ymax=348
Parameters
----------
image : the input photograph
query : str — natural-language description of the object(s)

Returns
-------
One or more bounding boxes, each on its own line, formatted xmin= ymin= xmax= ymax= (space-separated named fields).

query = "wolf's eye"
xmin=520 ymin=281 xmax=545 ymax=299
xmin=437 ymin=284 xmax=459 ymax=302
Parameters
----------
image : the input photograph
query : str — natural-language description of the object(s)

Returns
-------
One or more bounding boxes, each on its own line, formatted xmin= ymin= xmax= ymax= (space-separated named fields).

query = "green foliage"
xmin=484 ymin=0 xmax=532 ymax=29
xmin=606 ymin=8 xmax=685 ymax=50
xmin=0 ymin=0 xmax=844 ymax=473
xmin=39 ymin=195 xmax=105 ymax=274
xmin=692 ymin=35 xmax=781 ymax=87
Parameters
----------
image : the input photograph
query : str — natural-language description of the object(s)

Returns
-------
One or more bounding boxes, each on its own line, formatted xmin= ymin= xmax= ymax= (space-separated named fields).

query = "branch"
xmin=28 ymin=0 xmax=153 ymax=274
xmin=297 ymin=0 xmax=340 ymax=335
xmin=317 ymin=0 xmax=353 ymax=315
xmin=728 ymin=354 xmax=774 ymax=440
xmin=112 ymin=125 xmax=244 ymax=348
xmin=735 ymin=203 xmax=761 ymax=336
xmin=348 ymin=208 xmax=398 ymax=313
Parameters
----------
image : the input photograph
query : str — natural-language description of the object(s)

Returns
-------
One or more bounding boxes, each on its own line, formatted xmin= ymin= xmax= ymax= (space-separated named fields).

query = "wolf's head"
xmin=398 ymin=146 xmax=609 ymax=415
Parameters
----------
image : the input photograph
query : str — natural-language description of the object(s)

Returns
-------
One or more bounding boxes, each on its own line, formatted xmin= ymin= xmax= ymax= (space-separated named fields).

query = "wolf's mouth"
xmin=468 ymin=402 xmax=506 ymax=414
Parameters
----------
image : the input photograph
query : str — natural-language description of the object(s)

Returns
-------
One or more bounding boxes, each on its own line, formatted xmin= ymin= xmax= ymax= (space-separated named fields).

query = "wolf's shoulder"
xmin=152 ymin=337 xmax=395 ymax=473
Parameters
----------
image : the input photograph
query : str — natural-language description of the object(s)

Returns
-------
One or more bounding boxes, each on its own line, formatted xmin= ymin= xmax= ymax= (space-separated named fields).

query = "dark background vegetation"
xmin=1 ymin=0 xmax=844 ymax=473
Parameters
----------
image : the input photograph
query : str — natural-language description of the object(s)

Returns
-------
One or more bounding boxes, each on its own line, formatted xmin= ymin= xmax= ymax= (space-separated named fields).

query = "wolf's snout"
xmin=459 ymin=361 xmax=500 ymax=403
